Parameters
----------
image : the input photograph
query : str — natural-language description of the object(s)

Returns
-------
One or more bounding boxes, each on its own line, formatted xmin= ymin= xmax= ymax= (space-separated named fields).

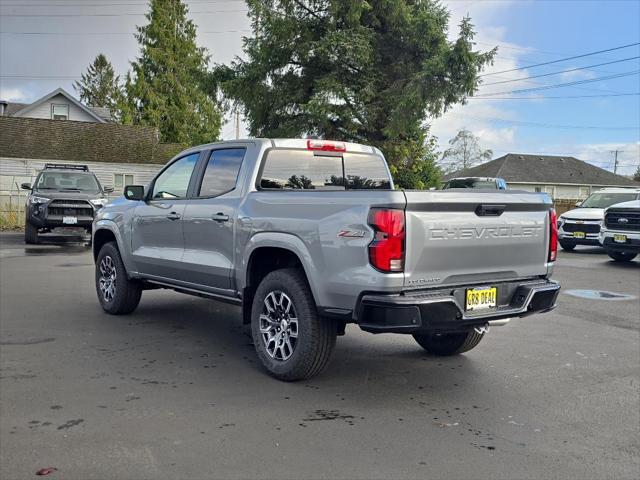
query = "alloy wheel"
xmin=259 ymin=290 xmax=298 ymax=361
xmin=98 ymin=255 xmax=117 ymax=302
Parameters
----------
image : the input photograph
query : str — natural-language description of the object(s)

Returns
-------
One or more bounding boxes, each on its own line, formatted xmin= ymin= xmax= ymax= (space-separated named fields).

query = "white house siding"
xmin=0 ymin=157 xmax=162 ymax=218
xmin=13 ymin=93 xmax=98 ymax=122
xmin=507 ymin=183 xmax=625 ymax=200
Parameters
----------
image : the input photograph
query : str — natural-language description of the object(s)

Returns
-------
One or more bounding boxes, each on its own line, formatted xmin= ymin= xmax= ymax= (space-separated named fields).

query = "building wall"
xmin=13 ymin=93 xmax=98 ymax=122
xmin=509 ymin=183 xmax=620 ymax=200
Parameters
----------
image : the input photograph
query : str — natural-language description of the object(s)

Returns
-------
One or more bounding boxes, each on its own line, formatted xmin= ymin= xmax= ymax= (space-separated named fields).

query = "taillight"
xmin=368 ymin=208 xmax=405 ymax=272
xmin=549 ymin=208 xmax=558 ymax=262
xmin=306 ymin=139 xmax=346 ymax=152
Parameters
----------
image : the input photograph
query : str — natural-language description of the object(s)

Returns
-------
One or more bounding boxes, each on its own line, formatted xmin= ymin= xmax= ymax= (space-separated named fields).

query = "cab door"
xmin=181 ymin=147 xmax=247 ymax=291
xmin=131 ymin=152 xmax=201 ymax=281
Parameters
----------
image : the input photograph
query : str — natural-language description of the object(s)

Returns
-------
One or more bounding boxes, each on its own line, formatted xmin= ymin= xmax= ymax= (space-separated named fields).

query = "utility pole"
xmin=235 ymin=108 xmax=240 ymax=140
xmin=610 ymin=150 xmax=624 ymax=174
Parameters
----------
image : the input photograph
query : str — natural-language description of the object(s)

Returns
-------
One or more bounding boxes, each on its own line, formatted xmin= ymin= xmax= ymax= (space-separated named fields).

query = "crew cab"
xmin=92 ymin=139 xmax=560 ymax=381
xmin=557 ymin=188 xmax=640 ymax=251
xmin=599 ymin=200 xmax=640 ymax=262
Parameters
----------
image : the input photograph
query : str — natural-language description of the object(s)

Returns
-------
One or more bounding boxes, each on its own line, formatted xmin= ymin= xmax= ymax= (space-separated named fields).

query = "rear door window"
xmin=198 ymin=148 xmax=245 ymax=197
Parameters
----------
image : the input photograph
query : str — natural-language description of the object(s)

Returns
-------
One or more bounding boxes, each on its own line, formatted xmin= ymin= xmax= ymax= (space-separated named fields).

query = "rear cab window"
xmin=259 ymin=149 xmax=391 ymax=190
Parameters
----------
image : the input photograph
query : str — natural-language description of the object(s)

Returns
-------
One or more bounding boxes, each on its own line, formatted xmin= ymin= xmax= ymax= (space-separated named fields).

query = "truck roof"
xmin=177 ymin=138 xmax=382 ymax=157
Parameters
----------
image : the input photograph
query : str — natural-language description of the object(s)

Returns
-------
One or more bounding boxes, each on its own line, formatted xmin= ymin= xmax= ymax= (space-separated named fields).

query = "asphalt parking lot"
xmin=0 ymin=232 xmax=638 ymax=480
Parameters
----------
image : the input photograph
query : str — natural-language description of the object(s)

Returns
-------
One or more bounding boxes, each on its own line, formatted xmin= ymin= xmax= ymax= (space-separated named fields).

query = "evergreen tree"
xmin=74 ymin=54 xmax=122 ymax=116
xmin=123 ymin=0 xmax=221 ymax=144
xmin=217 ymin=0 xmax=494 ymax=188
xmin=633 ymin=166 xmax=640 ymax=182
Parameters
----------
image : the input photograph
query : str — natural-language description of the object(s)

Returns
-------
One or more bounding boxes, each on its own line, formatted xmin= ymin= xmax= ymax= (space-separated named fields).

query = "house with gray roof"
xmin=0 ymin=87 xmax=113 ymax=123
xmin=446 ymin=153 xmax=638 ymax=199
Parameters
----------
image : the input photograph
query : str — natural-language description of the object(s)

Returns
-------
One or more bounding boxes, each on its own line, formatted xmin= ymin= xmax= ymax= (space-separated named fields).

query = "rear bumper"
xmin=357 ymin=278 xmax=560 ymax=334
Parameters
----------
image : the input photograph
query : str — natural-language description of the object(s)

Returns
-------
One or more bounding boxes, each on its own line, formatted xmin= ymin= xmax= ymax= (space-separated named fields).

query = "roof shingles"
xmin=446 ymin=153 xmax=638 ymax=187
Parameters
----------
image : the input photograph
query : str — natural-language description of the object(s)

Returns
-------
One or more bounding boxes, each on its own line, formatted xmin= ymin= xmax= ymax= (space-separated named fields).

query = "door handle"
xmin=211 ymin=212 xmax=229 ymax=222
xmin=166 ymin=212 xmax=181 ymax=220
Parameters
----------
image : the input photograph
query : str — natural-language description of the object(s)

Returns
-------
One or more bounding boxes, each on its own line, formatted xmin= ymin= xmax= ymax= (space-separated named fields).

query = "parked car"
xmin=21 ymin=164 xmax=113 ymax=244
xmin=92 ymin=139 xmax=560 ymax=381
xmin=557 ymin=187 xmax=640 ymax=251
xmin=599 ymin=200 xmax=640 ymax=262
xmin=442 ymin=177 xmax=508 ymax=190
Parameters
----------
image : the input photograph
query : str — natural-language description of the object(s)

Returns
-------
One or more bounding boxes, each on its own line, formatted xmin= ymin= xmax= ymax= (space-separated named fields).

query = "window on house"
xmin=534 ymin=186 xmax=542 ymax=193
xmin=543 ymin=186 xmax=556 ymax=198
xmin=51 ymin=104 xmax=69 ymax=120
xmin=579 ymin=186 xmax=590 ymax=198
xmin=114 ymin=173 xmax=135 ymax=191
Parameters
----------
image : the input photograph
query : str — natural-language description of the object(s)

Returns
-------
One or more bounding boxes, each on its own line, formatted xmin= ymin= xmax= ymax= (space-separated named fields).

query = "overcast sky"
xmin=1 ymin=0 xmax=639 ymax=175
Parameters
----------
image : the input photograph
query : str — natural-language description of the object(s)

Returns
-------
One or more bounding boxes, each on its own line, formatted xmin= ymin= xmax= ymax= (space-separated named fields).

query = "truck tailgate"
xmin=403 ymin=190 xmax=552 ymax=289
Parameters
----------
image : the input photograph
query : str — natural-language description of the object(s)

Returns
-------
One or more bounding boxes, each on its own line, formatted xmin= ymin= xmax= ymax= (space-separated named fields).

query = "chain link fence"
xmin=0 ymin=176 xmax=32 ymax=229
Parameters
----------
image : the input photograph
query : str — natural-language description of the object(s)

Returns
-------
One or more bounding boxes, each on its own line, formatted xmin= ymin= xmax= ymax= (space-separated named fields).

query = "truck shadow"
xmin=111 ymin=294 xmax=488 ymax=406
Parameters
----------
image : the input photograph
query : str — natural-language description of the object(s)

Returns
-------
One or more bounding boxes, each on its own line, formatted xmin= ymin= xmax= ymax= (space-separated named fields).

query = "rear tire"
xmin=606 ymin=250 xmax=637 ymax=262
xmin=559 ymin=240 xmax=575 ymax=251
xmin=413 ymin=330 xmax=484 ymax=356
xmin=24 ymin=222 xmax=39 ymax=244
xmin=251 ymin=268 xmax=336 ymax=381
xmin=95 ymin=241 xmax=142 ymax=314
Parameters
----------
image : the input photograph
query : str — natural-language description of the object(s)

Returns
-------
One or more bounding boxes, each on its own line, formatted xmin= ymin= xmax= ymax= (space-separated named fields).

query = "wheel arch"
xmin=239 ymin=234 xmax=322 ymax=324
xmin=92 ymin=220 xmax=136 ymax=276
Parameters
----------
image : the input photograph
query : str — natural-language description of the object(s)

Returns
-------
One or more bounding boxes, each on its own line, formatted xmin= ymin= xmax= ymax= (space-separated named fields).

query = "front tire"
xmin=413 ymin=330 xmax=484 ymax=356
xmin=606 ymin=250 xmax=637 ymax=262
xmin=559 ymin=240 xmax=575 ymax=251
xmin=25 ymin=222 xmax=39 ymax=244
xmin=250 ymin=268 xmax=336 ymax=381
xmin=95 ymin=241 xmax=142 ymax=314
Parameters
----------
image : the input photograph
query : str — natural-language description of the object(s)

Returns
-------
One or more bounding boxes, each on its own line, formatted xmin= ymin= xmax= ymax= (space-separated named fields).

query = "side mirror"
xmin=103 ymin=186 xmax=114 ymax=193
xmin=124 ymin=185 xmax=145 ymax=201
xmin=21 ymin=182 xmax=32 ymax=190
xmin=575 ymin=201 xmax=583 ymax=207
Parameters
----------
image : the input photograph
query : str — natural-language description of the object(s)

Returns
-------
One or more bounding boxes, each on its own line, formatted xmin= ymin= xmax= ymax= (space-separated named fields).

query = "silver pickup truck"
xmin=93 ymin=139 xmax=560 ymax=380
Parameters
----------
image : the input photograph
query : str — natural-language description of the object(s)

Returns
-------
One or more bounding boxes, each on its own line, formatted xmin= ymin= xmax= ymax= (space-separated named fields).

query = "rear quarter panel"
xmin=238 ymin=190 xmax=406 ymax=312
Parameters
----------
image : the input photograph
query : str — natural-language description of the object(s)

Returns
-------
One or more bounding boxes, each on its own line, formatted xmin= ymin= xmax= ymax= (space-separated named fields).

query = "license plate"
xmin=613 ymin=234 xmax=627 ymax=243
xmin=62 ymin=216 xmax=78 ymax=225
xmin=465 ymin=287 xmax=497 ymax=311
xmin=573 ymin=231 xmax=585 ymax=239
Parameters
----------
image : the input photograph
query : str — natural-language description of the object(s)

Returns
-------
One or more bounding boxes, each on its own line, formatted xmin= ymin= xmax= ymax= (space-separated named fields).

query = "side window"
xmin=152 ymin=153 xmax=199 ymax=199
xmin=198 ymin=148 xmax=245 ymax=197
xmin=260 ymin=150 xmax=345 ymax=190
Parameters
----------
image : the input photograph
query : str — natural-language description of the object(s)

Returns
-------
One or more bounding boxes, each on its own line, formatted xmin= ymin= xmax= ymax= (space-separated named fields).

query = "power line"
xmin=0 ymin=9 xmax=248 ymax=16
xmin=478 ymin=42 xmax=640 ymax=77
xmin=481 ymin=56 xmax=640 ymax=86
xmin=474 ymin=70 xmax=640 ymax=97
xmin=468 ymin=92 xmax=640 ymax=100
xmin=0 ymin=29 xmax=251 ymax=35
xmin=444 ymin=113 xmax=639 ymax=130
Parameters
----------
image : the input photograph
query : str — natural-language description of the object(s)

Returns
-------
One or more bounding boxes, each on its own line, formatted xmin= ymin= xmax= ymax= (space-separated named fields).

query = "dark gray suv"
xmin=21 ymin=164 xmax=113 ymax=244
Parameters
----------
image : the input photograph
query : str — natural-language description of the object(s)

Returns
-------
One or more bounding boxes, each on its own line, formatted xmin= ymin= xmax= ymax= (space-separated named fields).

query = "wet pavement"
xmin=0 ymin=232 xmax=638 ymax=479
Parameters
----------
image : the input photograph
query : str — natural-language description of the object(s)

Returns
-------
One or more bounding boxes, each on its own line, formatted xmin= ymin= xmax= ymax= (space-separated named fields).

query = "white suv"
xmin=557 ymin=188 xmax=640 ymax=251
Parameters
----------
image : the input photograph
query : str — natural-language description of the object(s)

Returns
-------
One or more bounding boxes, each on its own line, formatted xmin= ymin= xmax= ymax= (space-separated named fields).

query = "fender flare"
xmin=93 ymin=219 xmax=137 ymax=277
xmin=239 ymin=232 xmax=323 ymax=306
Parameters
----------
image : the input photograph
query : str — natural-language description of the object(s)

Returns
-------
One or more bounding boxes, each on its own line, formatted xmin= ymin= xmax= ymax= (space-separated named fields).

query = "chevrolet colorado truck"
xmin=92 ymin=139 xmax=560 ymax=381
